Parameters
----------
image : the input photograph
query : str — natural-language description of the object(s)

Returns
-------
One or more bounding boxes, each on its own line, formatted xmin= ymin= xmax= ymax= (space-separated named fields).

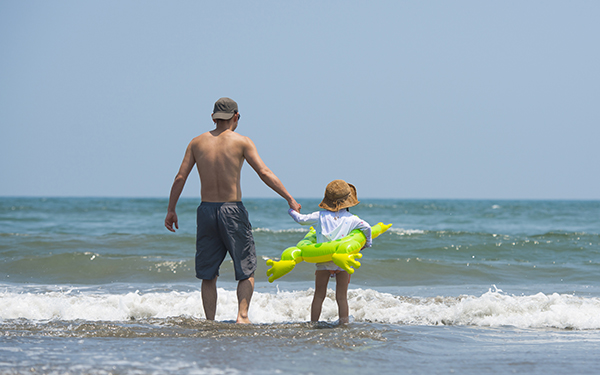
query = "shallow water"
xmin=1 ymin=197 xmax=599 ymax=373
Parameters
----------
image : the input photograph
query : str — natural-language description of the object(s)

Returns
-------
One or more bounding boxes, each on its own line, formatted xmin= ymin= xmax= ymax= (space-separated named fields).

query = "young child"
xmin=288 ymin=179 xmax=372 ymax=324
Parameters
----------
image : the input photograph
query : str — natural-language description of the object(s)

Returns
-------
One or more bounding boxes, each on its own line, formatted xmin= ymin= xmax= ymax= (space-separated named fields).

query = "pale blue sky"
xmin=1 ymin=1 xmax=598 ymax=200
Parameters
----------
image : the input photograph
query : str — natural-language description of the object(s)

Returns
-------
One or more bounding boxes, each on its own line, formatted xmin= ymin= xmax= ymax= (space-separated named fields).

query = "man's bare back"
xmin=191 ymin=128 xmax=249 ymax=202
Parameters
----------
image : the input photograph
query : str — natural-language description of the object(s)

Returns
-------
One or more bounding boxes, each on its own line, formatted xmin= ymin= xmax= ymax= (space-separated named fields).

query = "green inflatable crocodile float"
xmin=266 ymin=222 xmax=392 ymax=282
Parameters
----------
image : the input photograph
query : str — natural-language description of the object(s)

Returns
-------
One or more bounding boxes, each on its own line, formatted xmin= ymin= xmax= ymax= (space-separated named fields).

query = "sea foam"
xmin=2 ymin=286 xmax=600 ymax=330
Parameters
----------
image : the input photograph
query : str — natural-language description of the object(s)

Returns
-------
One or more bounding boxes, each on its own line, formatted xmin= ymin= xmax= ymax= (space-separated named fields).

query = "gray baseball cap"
xmin=211 ymin=97 xmax=238 ymax=120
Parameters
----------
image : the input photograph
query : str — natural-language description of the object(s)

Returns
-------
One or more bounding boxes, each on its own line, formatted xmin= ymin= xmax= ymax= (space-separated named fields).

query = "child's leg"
xmin=335 ymin=271 xmax=350 ymax=324
xmin=311 ymin=270 xmax=331 ymax=322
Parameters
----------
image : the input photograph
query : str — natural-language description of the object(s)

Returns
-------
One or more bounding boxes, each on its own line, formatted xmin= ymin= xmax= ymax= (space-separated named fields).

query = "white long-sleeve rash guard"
xmin=288 ymin=209 xmax=372 ymax=248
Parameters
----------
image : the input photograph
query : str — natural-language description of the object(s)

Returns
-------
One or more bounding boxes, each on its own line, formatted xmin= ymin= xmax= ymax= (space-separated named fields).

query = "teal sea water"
xmin=1 ymin=197 xmax=600 ymax=374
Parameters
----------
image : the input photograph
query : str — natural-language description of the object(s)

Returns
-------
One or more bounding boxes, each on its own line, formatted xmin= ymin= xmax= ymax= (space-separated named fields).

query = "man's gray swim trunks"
xmin=195 ymin=202 xmax=256 ymax=280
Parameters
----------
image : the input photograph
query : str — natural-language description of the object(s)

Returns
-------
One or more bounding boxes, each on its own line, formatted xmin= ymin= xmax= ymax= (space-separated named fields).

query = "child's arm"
xmin=288 ymin=209 xmax=319 ymax=226
xmin=355 ymin=218 xmax=372 ymax=247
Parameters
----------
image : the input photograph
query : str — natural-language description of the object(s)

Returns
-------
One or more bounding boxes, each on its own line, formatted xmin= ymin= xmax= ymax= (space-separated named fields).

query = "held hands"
xmin=164 ymin=211 xmax=179 ymax=232
xmin=288 ymin=199 xmax=301 ymax=213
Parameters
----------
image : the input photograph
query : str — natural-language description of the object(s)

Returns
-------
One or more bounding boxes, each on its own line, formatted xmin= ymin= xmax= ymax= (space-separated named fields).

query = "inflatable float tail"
xmin=372 ymin=222 xmax=393 ymax=239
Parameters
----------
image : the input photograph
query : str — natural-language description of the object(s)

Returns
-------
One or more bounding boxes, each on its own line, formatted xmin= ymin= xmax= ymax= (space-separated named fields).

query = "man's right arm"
xmin=243 ymin=137 xmax=301 ymax=212
xmin=165 ymin=141 xmax=196 ymax=232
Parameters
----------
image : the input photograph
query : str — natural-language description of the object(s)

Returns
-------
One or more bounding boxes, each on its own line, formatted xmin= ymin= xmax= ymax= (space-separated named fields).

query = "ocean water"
xmin=1 ymin=197 xmax=599 ymax=374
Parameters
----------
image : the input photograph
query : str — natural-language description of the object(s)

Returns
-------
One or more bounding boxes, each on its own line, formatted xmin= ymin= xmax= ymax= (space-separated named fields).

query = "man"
xmin=164 ymin=97 xmax=301 ymax=324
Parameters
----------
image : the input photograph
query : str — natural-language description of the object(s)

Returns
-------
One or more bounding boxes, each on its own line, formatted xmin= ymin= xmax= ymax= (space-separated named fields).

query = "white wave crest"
xmin=388 ymin=227 xmax=425 ymax=236
xmin=2 ymin=287 xmax=600 ymax=330
xmin=351 ymin=287 xmax=600 ymax=330
xmin=252 ymin=227 xmax=308 ymax=233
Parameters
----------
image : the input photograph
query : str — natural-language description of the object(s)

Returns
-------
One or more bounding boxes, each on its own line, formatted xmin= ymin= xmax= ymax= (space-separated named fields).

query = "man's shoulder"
xmin=227 ymin=132 xmax=254 ymax=150
xmin=190 ymin=131 xmax=211 ymax=142
xmin=230 ymin=131 xmax=251 ymax=141
xmin=188 ymin=131 xmax=253 ymax=154
xmin=189 ymin=131 xmax=248 ymax=142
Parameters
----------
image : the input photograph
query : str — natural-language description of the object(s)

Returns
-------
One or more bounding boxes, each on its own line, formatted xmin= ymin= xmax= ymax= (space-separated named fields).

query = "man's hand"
xmin=165 ymin=211 xmax=179 ymax=232
xmin=289 ymin=199 xmax=301 ymax=212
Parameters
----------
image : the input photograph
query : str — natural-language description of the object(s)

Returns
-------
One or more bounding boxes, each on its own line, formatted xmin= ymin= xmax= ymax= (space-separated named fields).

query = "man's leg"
xmin=201 ymin=277 xmax=218 ymax=320
xmin=236 ymin=274 xmax=254 ymax=324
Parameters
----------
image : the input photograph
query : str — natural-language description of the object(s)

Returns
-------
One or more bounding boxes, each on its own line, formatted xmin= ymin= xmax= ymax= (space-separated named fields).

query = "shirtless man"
xmin=164 ymin=97 xmax=301 ymax=324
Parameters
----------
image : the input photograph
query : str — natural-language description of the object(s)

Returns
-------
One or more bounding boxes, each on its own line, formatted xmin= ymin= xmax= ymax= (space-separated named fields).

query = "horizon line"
xmin=1 ymin=195 xmax=598 ymax=202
